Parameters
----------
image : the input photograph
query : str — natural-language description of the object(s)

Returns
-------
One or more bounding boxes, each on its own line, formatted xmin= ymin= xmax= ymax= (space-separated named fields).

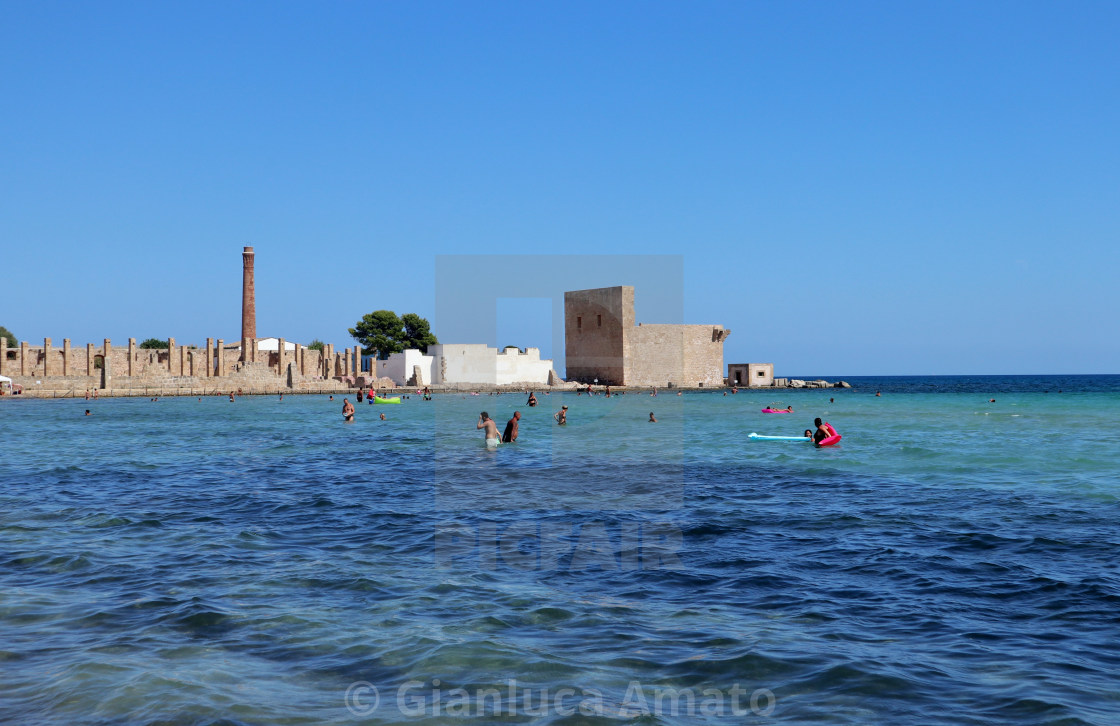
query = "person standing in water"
xmin=554 ymin=405 xmax=568 ymax=426
xmin=502 ymin=411 xmax=521 ymax=443
xmin=649 ymin=412 xmax=657 ymax=423
xmin=342 ymin=399 xmax=355 ymax=422
xmin=812 ymin=417 xmax=829 ymax=444
xmin=477 ymin=412 xmax=500 ymax=448
xmin=527 ymin=392 xmax=538 ymax=407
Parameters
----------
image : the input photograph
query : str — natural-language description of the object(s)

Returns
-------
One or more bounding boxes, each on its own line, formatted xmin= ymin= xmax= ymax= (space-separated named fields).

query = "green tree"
xmin=401 ymin=313 xmax=438 ymax=353
xmin=0 ymin=325 xmax=17 ymax=348
xmin=349 ymin=311 xmax=438 ymax=358
xmin=139 ymin=338 xmax=169 ymax=349
xmin=306 ymin=339 xmax=325 ymax=352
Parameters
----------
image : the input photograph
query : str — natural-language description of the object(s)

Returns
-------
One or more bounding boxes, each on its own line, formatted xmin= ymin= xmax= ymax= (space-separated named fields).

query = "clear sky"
xmin=2 ymin=1 xmax=1117 ymax=375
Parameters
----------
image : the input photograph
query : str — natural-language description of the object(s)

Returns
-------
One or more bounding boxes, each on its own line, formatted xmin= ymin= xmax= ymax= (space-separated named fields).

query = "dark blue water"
xmin=1 ymin=377 xmax=1118 ymax=724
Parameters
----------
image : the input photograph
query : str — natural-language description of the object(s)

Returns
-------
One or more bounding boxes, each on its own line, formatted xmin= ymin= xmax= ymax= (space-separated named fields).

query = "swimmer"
xmin=342 ymin=399 xmax=355 ymax=422
xmin=812 ymin=417 xmax=829 ymax=445
xmin=649 ymin=412 xmax=657 ymax=423
xmin=477 ymin=411 xmax=500 ymax=447
xmin=554 ymin=405 xmax=568 ymax=426
xmin=380 ymin=413 xmax=386 ymax=421
xmin=502 ymin=411 xmax=521 ymax=443
xmin=803 ymin=429 xmax=813 ymax=439
xmin=84 ymin=409 xmax=91 ymax=416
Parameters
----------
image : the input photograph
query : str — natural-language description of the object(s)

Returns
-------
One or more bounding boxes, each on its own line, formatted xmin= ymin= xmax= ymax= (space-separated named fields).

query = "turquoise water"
xmin=1 ymin=376 xmax=1118 ymax=724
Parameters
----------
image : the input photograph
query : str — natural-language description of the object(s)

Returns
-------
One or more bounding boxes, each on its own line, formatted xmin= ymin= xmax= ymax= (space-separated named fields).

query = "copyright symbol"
xmin=345 ymin=681 xmax=380 ymax=717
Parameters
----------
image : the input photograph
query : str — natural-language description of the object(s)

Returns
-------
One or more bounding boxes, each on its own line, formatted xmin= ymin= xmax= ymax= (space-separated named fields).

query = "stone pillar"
xmin=241 ymin=246 xmax=256 ymax=360
xmin=179 ymin=346 xmax=187 ymax=377
xmin=20 ymin=341 xmax=29 ymax=376
xmin=63 ymin=339 xmax=71 ymax=376
xmin=295 ymin=343 xmax=303 ymax=376
xmin=216 ymin=339 xmax=226 ymax=377
xmin=168 ymin=338 xmax=176 ymax=374
xmin=205 ymin=338 xmax=214 ymax=378
xmin=43 ymin=338 xmax=52 ymax=378
xmin=0 ymin=335 xmax=6 ymax=376
xmin=101 ymin=339 xmax=112 ymax=389
xmin=277 ymin=338 xmax=286 ymax=374
xmin=353 ymin=346 xmax=361 ymax=377
xmin=252 ymin=338 xmax=259 ymax=364
xmin=128 ymin=338 xmax=136 ymax=376
xmin=87 ymin=343 xmax=95 ymax=376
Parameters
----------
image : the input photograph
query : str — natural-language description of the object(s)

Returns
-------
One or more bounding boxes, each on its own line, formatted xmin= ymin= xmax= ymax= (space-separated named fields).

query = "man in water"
xmin=502 ymin=411 xmax=521 ymax=443
xmin=342 ymin=399 xmax=355 ymax=422
xmin=477 ymin=412 xmax=500 ymax=447
xmin=554 ymin=405 xmax=567 ymax=425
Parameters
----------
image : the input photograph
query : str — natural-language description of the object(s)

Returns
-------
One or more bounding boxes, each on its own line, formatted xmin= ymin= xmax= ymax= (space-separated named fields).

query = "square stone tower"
xmin=564 ymin=285 xmax=728 ymax=387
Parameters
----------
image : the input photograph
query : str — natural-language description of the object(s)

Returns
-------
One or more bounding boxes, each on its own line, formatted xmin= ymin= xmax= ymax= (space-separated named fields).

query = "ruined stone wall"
xmin=564 ymin=286 xmax=633 ymax=385
xmin=627 ymin=324 xmax=726 ymax=387
xmin=0 ymin=337 xmax=331 ymax=384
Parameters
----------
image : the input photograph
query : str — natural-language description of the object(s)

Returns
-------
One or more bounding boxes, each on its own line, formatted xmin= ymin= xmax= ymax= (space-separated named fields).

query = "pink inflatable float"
xmin=817 ymin=422 xmax=842 ymax=447
xmin=761 ymin=408 xmax=792 ymax=413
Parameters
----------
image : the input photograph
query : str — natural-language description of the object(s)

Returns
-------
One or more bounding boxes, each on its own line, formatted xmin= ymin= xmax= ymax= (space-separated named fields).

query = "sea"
xmin=1 ymin=375 xmax=1118 ymax=725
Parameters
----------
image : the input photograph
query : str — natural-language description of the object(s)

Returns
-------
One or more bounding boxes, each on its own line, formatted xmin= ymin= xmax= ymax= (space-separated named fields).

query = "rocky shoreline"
xmin=773 ymin=378 xmax=852 ymax=389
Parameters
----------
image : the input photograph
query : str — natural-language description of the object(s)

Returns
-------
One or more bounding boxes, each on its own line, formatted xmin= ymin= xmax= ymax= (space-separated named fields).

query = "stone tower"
xmin=241 ymin=246 xmax=256 ymax=361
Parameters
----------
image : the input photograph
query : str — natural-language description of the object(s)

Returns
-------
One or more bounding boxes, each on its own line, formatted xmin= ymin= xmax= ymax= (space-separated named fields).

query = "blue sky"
xmin=1 ymin=1 xmax=1117 ymax=375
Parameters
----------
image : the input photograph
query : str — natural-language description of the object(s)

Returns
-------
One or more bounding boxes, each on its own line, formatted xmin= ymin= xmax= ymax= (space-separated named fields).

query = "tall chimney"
xmin=241 ymin=246 xmax=256 ymax=360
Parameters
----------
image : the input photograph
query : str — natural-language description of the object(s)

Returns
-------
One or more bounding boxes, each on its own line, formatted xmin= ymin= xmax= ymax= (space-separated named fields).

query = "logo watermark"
xmin=435 ymin=519 xmax=684 ymax=571
xmin=344 ymin=679 xmax=775 ymax=719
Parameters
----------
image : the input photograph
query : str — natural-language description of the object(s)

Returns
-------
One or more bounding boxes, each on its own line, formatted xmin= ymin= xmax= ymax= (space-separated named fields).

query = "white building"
xmin=375 ymin=344 xmax=556 ymax=386
xmin=374 ymin=348 xmax=435 ymax=387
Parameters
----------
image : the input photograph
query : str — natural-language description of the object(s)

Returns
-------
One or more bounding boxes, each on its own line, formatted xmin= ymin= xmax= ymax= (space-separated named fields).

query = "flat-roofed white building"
xmin=375 ymin=344 xmax=556 ymax=386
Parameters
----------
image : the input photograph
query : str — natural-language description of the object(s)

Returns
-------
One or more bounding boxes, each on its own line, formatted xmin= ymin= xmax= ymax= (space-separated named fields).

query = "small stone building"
xmin=564 ymin=286 xmax=729 ymax=387
xmin=728 ymin=363 xmax=774 ymax=388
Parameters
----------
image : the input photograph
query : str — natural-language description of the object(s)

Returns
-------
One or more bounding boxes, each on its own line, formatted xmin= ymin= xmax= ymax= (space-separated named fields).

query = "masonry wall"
xmin=495 ymin=347 xmax=553 ymax=385
xmin=376 ymin=349 xmax=435 ymax=386
xmin=0 ymin=338 xmax=334 ymax=385
xmin=430 ymin=344 xmax=497 ymax=385
xmin=628 ymin=324 xmax=727 ymax=387
xmin=564 ymin=286 xmax=633 ymax=385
